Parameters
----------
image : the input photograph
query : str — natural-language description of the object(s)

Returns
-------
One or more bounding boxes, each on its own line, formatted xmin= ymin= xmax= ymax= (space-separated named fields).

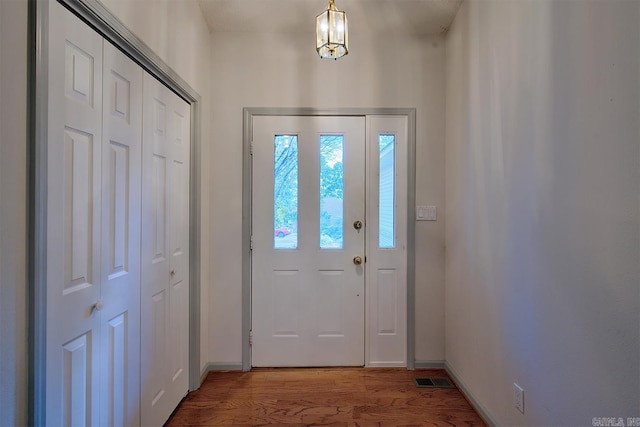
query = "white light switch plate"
xmin=417 ymin=205 xmax=437 ymax=221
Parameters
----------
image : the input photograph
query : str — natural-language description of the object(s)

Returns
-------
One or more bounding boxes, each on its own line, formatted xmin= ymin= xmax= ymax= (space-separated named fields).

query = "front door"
xmin=252 ymin=115 xmax=366 ymax=366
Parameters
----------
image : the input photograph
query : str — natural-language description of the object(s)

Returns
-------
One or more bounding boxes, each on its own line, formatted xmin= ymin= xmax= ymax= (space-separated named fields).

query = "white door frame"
xmin=242 ymin=108 xmax=417 ymax=371
xmin=30 ymin=0 xmax=202 ymax=423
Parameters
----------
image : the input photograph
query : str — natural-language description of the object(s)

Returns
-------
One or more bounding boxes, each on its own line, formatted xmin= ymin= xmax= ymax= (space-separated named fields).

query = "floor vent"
xmin=413 ymin=377 xmax=455 ymax=388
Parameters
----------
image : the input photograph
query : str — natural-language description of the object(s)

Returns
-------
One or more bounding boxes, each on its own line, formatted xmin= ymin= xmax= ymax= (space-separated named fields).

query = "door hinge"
xmin=250 ymin=141 xmax=254 ymax=155
xmin=250 ymin=235 xmax=253 ymax=251
xmin=249 ymin=330 xmax=253 ymax=346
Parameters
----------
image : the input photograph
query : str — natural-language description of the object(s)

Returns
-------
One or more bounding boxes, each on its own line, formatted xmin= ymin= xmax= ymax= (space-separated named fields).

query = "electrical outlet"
xmin=513 ymin=383 xmax=524 ymax=414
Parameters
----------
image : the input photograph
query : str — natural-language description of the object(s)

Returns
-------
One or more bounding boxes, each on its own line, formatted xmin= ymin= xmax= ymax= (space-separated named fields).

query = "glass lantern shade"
xmin=316 ymin=2 xmax=348 ymax=60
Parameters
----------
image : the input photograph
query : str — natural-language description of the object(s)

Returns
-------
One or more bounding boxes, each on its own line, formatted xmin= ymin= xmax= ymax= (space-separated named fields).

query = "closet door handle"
xmin=92 ymin=299 xmax=104 ymax=313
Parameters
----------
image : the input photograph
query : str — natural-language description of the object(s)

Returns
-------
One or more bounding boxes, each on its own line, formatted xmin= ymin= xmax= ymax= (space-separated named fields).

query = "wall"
xmin=0 ymin=0 xmax=29 ymax=425
xmin=99 ymin=0 xmax=213 ymax=373
xmin=445 ymin=0 xmax=639 ymax=425
xmin=207 ymin=30 xmax=447 ymax=364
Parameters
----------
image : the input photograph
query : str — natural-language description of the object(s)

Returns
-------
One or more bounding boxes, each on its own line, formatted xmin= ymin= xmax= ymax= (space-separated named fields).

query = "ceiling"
xmin=197 ymin=0 xmax=463 ymax=35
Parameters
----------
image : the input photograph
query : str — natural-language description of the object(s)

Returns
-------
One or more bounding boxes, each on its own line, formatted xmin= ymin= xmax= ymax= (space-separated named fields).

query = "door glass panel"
xmin=320 ymin=135 xmax=344 ymax=249
xmin=379 ymin=134 xmax=395 ymax=248
xmin=274 ymin=135 xmax=298 ymax=249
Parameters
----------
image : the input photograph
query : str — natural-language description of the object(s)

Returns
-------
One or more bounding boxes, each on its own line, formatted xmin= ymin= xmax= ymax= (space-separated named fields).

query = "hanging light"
xmin=316 ymin=0 xmax=348 ymax=60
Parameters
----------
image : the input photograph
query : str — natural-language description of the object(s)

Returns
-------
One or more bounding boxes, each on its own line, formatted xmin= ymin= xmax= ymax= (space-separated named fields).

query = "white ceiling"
xmin=197 ymin=0 xmax=463 ymax=35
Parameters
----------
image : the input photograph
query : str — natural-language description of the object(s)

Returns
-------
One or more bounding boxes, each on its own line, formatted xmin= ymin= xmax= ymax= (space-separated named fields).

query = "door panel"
xmin=168 ymin=102 xmax=190 ymax=400
xmin=252 ymin=116 xmax=365 ymax=367
xmin=141 ymin=74 xmax=172 ymax=427
xmin=365 ymin=116 xmax=408 ymax=367
xmin=62 ymin=333 xmax=92 ymax=427
xmin=100 ymin=41 xmax=142 ymax=427
xmin=47 ymin=3 xmax=103 ymax=424
xmin=141 ymin=73 xmax=190 ymax=427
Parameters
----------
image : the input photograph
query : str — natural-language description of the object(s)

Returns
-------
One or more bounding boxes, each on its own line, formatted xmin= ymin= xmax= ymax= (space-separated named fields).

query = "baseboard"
xmin=200 ymin=362 xmax=243 ymax=383
xmin=445 ymin=362 xmax=498 ymax=427
xmin=414 ymin=360 xmax=446 ymax=369
xmin=366 ymin=362 xmax=407 ymax=368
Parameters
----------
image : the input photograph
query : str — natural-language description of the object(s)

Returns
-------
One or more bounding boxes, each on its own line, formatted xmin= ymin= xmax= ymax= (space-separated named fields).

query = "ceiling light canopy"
xmin=316 ymin=0 xmax=348 ymax=60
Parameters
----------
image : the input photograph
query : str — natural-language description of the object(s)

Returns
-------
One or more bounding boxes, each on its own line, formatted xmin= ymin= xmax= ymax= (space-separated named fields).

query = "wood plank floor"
xmin=165 ymin=368 xmax=487 ymax=426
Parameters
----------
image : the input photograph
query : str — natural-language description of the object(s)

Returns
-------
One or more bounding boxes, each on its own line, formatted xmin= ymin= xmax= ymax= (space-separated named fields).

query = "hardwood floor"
xmin=165 ymin=368 xmax=487 ymax=426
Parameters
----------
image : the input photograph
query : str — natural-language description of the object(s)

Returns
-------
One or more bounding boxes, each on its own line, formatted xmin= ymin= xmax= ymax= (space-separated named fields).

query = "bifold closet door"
xmin=99 ymin=41 xmax=143 ymax=427
xmin=46 ymin=2 xmax=143 ymax=426
xmin=46 ymin=3 xmax=103 ymax=424
xmin=140 ymin=72 xmax=191 ymax=427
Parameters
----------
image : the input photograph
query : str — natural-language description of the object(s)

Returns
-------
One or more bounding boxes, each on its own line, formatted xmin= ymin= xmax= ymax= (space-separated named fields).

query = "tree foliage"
xmin=273 ymin=135 xmax=344 ymax=247
xmin=274 ymin=135 xmax=298 ymax=229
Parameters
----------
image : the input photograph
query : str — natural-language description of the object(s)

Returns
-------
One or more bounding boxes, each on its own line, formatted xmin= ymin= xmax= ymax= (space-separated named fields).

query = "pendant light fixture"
xmin=316 ymin=0 xmax=348 ymax=60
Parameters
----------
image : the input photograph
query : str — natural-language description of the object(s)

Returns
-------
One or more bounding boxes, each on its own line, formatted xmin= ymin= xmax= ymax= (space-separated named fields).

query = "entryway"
xmin=246 ymin=111 xmax=414 ymax=368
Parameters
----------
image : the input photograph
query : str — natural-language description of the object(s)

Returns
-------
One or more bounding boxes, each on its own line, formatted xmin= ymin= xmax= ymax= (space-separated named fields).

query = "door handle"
xmin=91 ymin=299 xmax=104 ymax=313
xmin=353 ymin=256 xmax=363 ymax=265
xmin=353 ymin=220 xmax=363 ymax=230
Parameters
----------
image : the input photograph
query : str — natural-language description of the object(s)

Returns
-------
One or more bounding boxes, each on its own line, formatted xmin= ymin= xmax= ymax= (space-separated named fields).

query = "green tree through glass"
xmin=274 ymin=135 xmax=298 ymax=249
xmin=273 ymin=134 xmax=346 ymax=249
xmin=320 ymin=135 xmax=344 ymax=249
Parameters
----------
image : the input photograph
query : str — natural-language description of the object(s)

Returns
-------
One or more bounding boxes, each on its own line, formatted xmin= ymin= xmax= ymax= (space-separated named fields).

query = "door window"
xmin=379 ymin=134 xmax=395 ymax=249
xmin=319 ymin=135 xmax=344 ymax=249
xmin=273 ymin=135 xmax=298 ymax=249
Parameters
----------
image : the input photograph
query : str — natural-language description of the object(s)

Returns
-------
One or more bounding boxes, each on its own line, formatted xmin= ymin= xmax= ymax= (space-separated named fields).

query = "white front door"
xmin=252 ymin=116 xmax=366 ymax=367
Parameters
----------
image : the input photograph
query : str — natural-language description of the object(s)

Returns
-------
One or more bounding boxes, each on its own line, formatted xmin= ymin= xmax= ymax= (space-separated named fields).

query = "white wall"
xmin=207 ymin=30 xmax=447 ymax=364
xmin=0 ymin=1 xmax=29 ymax=425
xmin=445 ymin=0 xmax=639 ymax=425
xmin=99 ymin=0 xmax=213 ymax=373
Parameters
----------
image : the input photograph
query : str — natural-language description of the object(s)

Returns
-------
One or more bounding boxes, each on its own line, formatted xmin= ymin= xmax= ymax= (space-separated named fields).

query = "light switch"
xmin=417 ymin=205 xmax=437 ymax=221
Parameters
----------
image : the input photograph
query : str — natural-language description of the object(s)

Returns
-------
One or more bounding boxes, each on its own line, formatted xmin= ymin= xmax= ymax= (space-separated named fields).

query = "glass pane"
xmin=274 ymin=135 xmax=298 ymax=249
xmin=320 ymin=135 xmax=344 ymax=249
xmin=379 ymin=134 xmax=395 ymax=248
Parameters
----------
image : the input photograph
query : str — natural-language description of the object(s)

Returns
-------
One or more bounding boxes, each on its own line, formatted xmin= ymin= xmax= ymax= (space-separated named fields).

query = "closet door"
xmin=46 ymin=3 xmax=144 ymax=425
xmin=141 ymin=73 xmax=190 ymax=426
xmin=46 ymin=3 xmax=103 ymax=425
xmin=166 ymin=81 xmax=191 ymax=408
xmin=99 ymin=41 xmax=143 ymax=427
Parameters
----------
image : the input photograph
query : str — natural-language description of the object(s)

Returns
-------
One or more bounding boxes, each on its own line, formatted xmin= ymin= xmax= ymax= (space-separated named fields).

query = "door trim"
xmin=242 ymin=108 xmax=416 ymax=371
xmin=29 ymin=0 xmax=202 ymax=423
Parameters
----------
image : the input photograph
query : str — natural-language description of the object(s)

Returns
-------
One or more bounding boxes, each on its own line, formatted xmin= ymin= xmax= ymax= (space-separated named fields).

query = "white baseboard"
xmin=200 ymin=362 xmax=243 ymax=383
xmin=414 ymin=360 xmax=446 ymax=369
xmin=444 ymin=362 xmax=498 ymax=426
xmin=366 ymin=361 xmax=407 ymax=368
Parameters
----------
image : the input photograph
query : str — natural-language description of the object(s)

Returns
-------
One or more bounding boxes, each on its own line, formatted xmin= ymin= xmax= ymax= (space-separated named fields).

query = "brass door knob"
xmin=353 ymin=256 xmax=363 ymax=265
xmin=353 ymin=220 xmax=363 ymax=230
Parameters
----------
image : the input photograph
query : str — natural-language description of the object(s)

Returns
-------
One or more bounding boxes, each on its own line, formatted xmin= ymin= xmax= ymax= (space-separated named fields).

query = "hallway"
xmin=165 ymin=368 xmax=486 ymax=426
